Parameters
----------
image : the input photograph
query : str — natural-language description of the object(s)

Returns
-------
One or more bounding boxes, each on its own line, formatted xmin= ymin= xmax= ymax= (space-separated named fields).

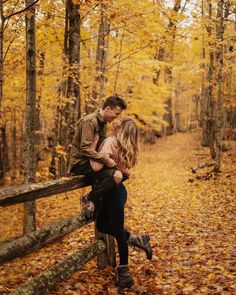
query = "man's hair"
xmin=102 ymin=96 xmax=127 ymax=110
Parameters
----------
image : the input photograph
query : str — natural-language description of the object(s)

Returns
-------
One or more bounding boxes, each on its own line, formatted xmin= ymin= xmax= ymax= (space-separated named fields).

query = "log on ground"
xmin=10 ymin=240 xmax=106 ymax=295
xmin=0 ymin=213 xmax=92 ymax=264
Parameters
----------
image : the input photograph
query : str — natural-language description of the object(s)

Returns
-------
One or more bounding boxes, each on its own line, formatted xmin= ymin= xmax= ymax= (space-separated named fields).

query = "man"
xmin=68 ymin=95 xmax=127 ymax=218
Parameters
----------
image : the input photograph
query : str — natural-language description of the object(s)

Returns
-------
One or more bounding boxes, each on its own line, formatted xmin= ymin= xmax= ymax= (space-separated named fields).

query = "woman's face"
xmin=112 ymin=118 xmax=122 ymax=131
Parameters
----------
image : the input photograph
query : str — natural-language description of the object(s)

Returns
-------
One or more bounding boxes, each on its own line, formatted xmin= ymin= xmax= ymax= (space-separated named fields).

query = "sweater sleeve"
xmin=99 ymin=137 xmax=117 ymax=157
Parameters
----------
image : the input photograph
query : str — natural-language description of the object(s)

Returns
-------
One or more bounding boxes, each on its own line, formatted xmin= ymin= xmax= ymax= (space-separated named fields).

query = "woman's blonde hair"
xmin=115 ymin=117 xmax=139 ymax=170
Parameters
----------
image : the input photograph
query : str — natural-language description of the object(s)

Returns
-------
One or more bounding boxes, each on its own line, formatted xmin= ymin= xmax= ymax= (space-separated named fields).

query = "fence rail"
xmin=0 ymin=176 xmax=115 ymax=295
xmin=0 ymin=176 xmax=89 ymax=206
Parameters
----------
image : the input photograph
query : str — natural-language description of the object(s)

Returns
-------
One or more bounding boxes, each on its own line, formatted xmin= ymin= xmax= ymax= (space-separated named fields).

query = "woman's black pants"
xmin=96 ymin=183 xmax=130 ymax=265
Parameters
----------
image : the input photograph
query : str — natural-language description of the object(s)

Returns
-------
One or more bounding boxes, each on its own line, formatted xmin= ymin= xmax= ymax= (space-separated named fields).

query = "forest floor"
xmin=0 ymin=130 xmax=236 ymax=295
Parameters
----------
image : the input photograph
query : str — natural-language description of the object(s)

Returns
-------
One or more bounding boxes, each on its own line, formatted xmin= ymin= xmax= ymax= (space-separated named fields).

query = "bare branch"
xmin=3 ymin=0 xmax=21 ymax=33
xmin=80 ymin=4 xmax=100 ymax=23
xmin=4 ymin=56 xmax=24 ymax=78
xmin=3 ymin=36 xmax=17 ymax=62
xmin=5 ymin=0 xmax=40 ymax=21
xmin=107 ymin=41 xmax=154 ymax=70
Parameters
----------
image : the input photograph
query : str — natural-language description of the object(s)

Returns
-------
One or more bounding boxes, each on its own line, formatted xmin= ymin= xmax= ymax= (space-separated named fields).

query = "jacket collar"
xmin=96 ymin=110 xmax=106 ymax=124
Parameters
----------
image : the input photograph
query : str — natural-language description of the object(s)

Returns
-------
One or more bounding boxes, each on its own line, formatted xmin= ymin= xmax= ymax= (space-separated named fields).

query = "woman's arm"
xmin=89 ymin=158 xmax=104 ymax=171
xmin=90 ymin=137 xmax=118 ymax=172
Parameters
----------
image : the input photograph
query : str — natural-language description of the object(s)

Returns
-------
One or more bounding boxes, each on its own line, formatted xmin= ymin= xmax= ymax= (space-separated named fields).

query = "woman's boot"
xmin=128 ymin=233 xmax=153 ymax=260
xmin=116 ymin=265 xmax=134 ymax=289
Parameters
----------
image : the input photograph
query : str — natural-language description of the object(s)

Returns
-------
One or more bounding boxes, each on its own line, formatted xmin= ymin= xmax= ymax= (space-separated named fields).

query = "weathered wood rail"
xmin=0 ymin=175 xmax=115 ymax=295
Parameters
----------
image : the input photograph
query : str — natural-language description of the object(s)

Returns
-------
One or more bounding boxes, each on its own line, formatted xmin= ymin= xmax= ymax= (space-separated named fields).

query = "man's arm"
xmin=80 ymin=120 xmax=115 ymax=166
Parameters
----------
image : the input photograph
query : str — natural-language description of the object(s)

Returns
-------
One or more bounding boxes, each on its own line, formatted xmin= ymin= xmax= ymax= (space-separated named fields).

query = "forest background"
xmin=0 ymin=0 xmax=236 ymax=232
xmin=0 ymin=0 xmax=235 ymax=186
xmin=0 ymin=0 xmax=236 ymax=293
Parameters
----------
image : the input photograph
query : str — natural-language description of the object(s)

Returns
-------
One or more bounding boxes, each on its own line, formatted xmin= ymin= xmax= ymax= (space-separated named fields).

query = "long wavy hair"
xmin=114 ymin=117 xmax=139 ymax=170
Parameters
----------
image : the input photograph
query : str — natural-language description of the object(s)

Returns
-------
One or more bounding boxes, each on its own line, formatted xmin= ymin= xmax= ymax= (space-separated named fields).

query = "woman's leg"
xmin=96 ymin=184 xmax=130 ymax=239
xmin=96 ymin=184 xmax=134 ymax=288
xmin=96 ymin=194 xmax=112 ymax=235
xmin=95 ymin=184 xmax=129 ymax=264
xmin=106 ymin=187 xmax=128 ymax=265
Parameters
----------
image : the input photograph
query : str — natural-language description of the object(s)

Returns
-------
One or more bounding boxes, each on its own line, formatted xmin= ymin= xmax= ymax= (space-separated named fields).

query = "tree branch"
xmin=3 ymin=35 xmax=17 ymax=62
xmin=107 ymin=41 xmax=154 ymax=70
xmin=5 ymin=0 xmax=40 ymax=21
xmin=3 ymin=0 xmax=21 ymax=33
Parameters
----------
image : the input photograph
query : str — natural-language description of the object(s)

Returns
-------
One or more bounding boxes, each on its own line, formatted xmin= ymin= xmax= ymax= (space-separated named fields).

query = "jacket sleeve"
xmin=80 ymin=120 xmax=109 ymax=164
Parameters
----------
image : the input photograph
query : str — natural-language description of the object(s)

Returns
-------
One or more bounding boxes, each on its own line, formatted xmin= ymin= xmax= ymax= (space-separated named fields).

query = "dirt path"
xmin=125 ymin=131 xmax=236 ymax=294
xmin=0 ymin=131 xmax=235 ymax=294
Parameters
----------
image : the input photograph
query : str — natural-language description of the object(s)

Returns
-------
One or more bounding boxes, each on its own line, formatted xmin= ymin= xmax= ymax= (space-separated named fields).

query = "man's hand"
xmin=114 ymin=170 xmax=123 ymax=184
xmin=122 ymin=172 xmax=130 ymax=182
xmin=106 ymin=157 xmax=116 ymax=168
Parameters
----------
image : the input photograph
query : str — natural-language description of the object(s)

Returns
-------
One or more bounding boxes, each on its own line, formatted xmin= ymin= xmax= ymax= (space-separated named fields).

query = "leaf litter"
xmin=0 ymin=131 xmax=235 ymax=294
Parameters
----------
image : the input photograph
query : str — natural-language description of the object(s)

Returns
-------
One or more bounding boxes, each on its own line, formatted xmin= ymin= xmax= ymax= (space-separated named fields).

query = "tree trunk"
xmin=11 ymin=240 xmax=106 ymax=295
xmin=35 ymin=51 xmax=45 ymax=153
xmin=86 ymin=2 xmax=110 ymax=113
xmin=207 ymin=1 xmax=216 ymax=158
xmin=57 ymin=0 xmax=80 ymax=177
xmin=0 ymin=1 xmax=4 ymax=185
xmin=163 ymin=67 xmax=174 ymax=135
xmin=24 ymin=0 xmax=37 ymax=234
xmin=66 ymin=0 xmax=80 ymax=125
xmin=11 ymin=109 xmax=17 ymax=177
xmin=202 ymin=1 xmax=214 ymax=150
xmin=214 ymin=0 xmax=224 ymax=172
xmin=200 ymin=0 xmax=206 ymax=132
xmin=154 ymin=0 xmax=181 ymax=135
xmin=207 ymin=50 xmax=215 ymax=153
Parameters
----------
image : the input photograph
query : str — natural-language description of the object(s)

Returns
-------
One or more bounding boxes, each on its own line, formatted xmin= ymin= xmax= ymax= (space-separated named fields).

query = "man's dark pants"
xmin=70 ymin=161 xmax=119 ymax=207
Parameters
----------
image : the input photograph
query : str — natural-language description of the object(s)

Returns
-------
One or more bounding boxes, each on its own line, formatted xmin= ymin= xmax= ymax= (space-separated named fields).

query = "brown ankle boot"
xmin=116 ymin=265 xmax=134 ymax=289
xmin=128 ymin=233 xmax=153 ymax=260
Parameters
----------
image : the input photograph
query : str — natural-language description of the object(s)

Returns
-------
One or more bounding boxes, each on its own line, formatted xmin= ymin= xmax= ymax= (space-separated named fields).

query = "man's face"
xmin=103 ymin=106 xmax=123 ymax=122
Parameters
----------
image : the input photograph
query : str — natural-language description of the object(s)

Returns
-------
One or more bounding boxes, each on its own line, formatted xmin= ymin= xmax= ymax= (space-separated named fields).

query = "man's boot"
xmin=116 ymin=265 xmax=134 ymax=289
xmin=80 ymin=195 xmax=95 ymax=219
xmin=128 ymin=233 xmax=153 ymax=260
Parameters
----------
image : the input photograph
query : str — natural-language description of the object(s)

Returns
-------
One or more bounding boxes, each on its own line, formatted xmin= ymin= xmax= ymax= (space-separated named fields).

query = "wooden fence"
xmin=0 ymin=175 xmax=116 ymax=295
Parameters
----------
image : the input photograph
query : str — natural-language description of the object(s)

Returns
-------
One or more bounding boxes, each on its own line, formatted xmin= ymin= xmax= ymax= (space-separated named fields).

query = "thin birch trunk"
xmin=35 ymin=51 xmax=45 ymax=147
xmin=0 ymin=0 xmax=3 ymax=113
xmin=214 ymin=0 xmax=224 ymax=171
xmin=207 ymin=1 xmax=216 ymax=158
xmin=0 ymin=1 xmax=4 ymax=184
xmin=11 ymin=108 xmax=17 ymax=182
xmin=24 ymin=0 xmax=37 ymax=234
xmin=202 ymin=1 xmax=214 ymax=150
xmin=200 ymin=0 xmax=207 ymax=137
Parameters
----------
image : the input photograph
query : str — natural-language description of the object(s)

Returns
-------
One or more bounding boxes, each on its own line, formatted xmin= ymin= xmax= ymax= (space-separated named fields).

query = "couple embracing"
xmin=68 ymin=96 xmax=152 ymax=289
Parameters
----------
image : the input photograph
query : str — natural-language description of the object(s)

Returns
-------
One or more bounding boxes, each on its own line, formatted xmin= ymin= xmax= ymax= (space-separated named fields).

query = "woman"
xmin=90 ymin=117 xmax=152 ymax=289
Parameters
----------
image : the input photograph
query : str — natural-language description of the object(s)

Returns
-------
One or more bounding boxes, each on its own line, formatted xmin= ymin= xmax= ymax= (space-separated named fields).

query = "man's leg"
xmin=71 ymin=162 xmax=120 ymax=218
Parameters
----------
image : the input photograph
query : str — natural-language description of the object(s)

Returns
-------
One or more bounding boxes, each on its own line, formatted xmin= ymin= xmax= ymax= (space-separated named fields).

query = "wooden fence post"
xmin=95 ymin=224 xmax=116 ymax=269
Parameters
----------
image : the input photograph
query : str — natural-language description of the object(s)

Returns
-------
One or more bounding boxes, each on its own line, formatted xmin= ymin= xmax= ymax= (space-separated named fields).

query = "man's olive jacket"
xmin=67 ymin=110 xmax=110 ymax=173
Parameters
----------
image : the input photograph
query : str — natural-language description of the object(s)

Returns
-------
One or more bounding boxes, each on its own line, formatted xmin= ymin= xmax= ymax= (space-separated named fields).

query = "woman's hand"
xmin=114 ymin=170 xmax=123 ymax=184
xmin=106 ymin=157 xmax=117 ymax=168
